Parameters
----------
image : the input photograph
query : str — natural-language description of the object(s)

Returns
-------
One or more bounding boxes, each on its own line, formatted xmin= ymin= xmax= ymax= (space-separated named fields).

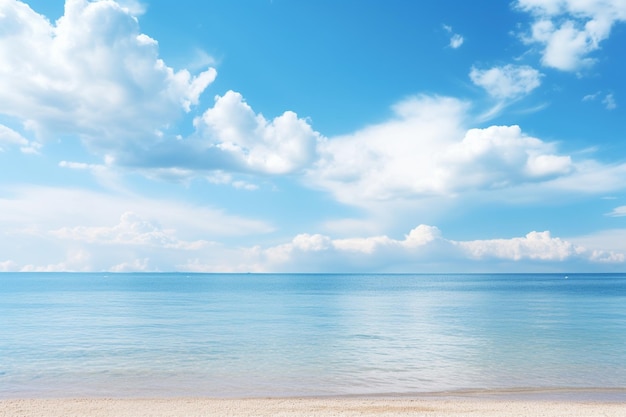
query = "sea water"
xmin=1 ymin=273 xmax=625 ymax=398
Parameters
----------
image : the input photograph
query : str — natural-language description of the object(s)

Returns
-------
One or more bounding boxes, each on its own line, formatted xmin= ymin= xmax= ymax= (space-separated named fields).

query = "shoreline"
xmin=1 ymin=395 xmax=625 ymax=417
xmin=2 ymin=389 xmax=625 ymax=417
xmin=4 ymin=386 xmax=626 ymax=400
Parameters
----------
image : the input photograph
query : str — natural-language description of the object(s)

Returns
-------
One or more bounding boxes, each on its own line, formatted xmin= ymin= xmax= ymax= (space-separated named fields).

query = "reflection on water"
xmin=1 ymin=273 xmax=625 ymax=397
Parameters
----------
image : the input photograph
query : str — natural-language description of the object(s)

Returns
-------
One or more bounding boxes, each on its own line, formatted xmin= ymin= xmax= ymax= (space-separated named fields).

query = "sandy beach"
xmin=1 ymin=396 xmax=625 ymax=417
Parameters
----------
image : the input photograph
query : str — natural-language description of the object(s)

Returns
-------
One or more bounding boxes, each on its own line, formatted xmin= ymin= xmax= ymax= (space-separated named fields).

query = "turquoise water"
xmin=1 ymin=273 xmax=626 ymax=398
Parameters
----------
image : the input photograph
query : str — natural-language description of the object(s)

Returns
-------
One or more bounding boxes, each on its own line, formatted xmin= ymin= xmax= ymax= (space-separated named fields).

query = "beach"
xmin=1 ymin=396 xmax=625 ymax=417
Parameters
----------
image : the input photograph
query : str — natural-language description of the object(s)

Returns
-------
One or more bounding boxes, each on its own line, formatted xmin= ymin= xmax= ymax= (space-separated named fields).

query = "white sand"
xmin=1 ymin=397 xmax=624 ymax=417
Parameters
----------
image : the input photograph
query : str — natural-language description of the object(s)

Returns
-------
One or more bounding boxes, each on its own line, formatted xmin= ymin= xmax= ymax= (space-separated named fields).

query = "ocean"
xmin=1 ymin=273 xmax=625 ymax=399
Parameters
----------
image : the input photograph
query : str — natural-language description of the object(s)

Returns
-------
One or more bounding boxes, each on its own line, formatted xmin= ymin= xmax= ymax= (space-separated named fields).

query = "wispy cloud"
xmin=0 ymin=124 xmax=39 ymax=154
xmin=606 ymin=206 xmax=626 ymax=217
xmin=470 ymin=64 xmax=543 ymax=100
xmin=443 ymin=24 xmax=464 ymax=48
xmin=603 ymin=93 xmax=617 ymax=110
xmin=583 ymin=91 xmax=617 ymax=110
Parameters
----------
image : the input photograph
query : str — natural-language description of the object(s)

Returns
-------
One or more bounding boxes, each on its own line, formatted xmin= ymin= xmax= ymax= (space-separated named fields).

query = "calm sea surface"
xmin=1 ymin=273 xmax=626 ymax=398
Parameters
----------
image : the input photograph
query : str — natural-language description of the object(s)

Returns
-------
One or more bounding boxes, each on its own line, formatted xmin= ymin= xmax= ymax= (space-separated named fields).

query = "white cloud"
xmin=0 ymin=124 xmax=39 ymax=153
xmin=309 ymin=96 xmax=575 ymax=207
xmin=116 ymin=0 xmax=146 ymax=16
xmin=1 ymin=1 xmax=322 ymax=182
xmin=516 ymin=0 xmax=626 ymax=71
xmin=450 ymin=33 xmax=464 ymax=49
xmin=606 ymin=205 xmax=626 ymax=217
xmin=569 ymin=228 xmax=626 ymax=258
xmin=223 ymin=225 xmax=625 ymax=273
xmin=4 ymin=214 xmax=625 ymax=272
xmin=0 ymin=185 xmax=274 ymax=272
xmin=457 ymin=230 xmax=582 ymax=261
xmin=99 ymin=88 xmax=321 ymax=183
xmin=0 ymin=0 xmax=216 ymax=147
xmin=0 ymin=260 xmax=19 ymax=272
xmin=583 ymin=91 xmax=601 ymax=101
xmin=58 ymin=159 xmax=131 ymax=191
xmin=0 ymin=124 xmax=29 ymax=149
xmin=544 ymin=159 xmax=626 ymax=194
xmin=21 ymin=249 xmax=93 ymax=272
xmin=603 ymin=93 xmax=617 ymax=109
xmin=470 ymin=64 xmax=543 ymax=100
xmin=443 ymin=24 xmax=464 ymax=48
xmin=196 ymin=91 xmax=321 ymax=175
xmin=582 ymin=91 xmax=617 ymax=110
xmin=0 ymin=185 xmax=273 ymax=239
xmin=51 ymin=211 xmax=210 ymax=250
xmin=110 ymin=257 xmax=151 ymax=272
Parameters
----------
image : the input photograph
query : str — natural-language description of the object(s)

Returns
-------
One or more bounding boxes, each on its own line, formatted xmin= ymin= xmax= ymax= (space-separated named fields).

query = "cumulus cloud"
xmin=0 ymin=0 xmax=216 ymax=147
xmin=309 ymin=96 xmax=574 ymax=206
xmin=0 ymin=1 xmax=321 ymax=183
xmin=457 ymin=230 xmax=581 ymax=261
xmin=4 ymin=215 xmax=625 ymax=271
xmin=516 ymin=0 xmax=626 ymax=71
xmin=470 ymin=64 xmax=543 ymax=100
xmin=449 ymin=125 xmax=573 ymax=180
xmin=195 ymin=91 xmax=321 ymax=175
xmin=204 ymin=225 xmax=624 ymax=273
xmin=110 ymin=89 xmax=321 ymax=181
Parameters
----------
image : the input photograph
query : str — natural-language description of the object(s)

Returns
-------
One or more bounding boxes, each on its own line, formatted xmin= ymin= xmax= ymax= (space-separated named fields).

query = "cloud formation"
xmin=196 ymin=91 xmax=321 ymax=175
xmin=0 ymin=124 xmax=39 ymax=153
xmin=470 ymin=64 xmax=543 ymax=100
xmin=108 ymin=89 xmax=322 ymax=182
xmin=0 ymin=185 xmax=273 ymax=239
xmin=516 ymin=0 xmax=626 ymax=71
xmin=1 ymin=1 xmax=625 ymax=275
xmin=234 ymin=225 xmax=625 ymax=273
xmin=607 ymin=206 xmax=626 ymax=217
xmin=309 ymin=96 xmax=574 ymax=206
xmin=0 ymin=185 xmax=274 ymax=272
xmin=0 ymin=0 xmax=216 ymax=146
xmin=443 ymin=24 xmax=464 ymax=48
xmin=1 ymin=0 xmax=621 ymax=203
xmin=51 ymin=211 xmax=209 ymax=249
xmin=0 ymin=0 xmax=320 ymax=183
xmin=603 ymin=93 xmax=617 ymax=110
xmin=2 ymin=199 xmax=624 ymax=272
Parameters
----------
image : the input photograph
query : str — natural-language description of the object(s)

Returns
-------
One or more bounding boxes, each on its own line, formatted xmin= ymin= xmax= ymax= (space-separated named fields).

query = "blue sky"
xmin=1 ymin=0 xmax=626 ymax=272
